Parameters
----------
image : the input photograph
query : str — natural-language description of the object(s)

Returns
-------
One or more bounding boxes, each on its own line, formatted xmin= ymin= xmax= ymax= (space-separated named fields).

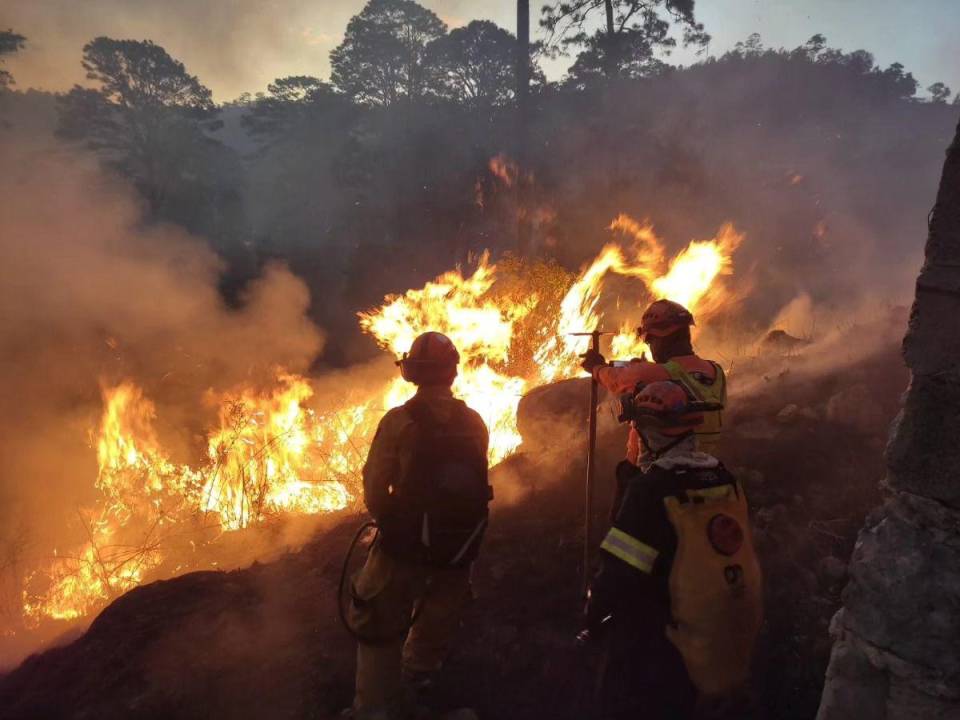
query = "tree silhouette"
xmin=0 ymin=30 xmax=26 ymax=88
xmin=928 ymin=82 xmax=952 ymax=104
xmin=564 ymin=13 xmax=671 ymax=87
xmin=541 ymin=0 xmax=708 ymax=82
xmin=57 ymin=37 xmax=218 ymax=155
xmin=56 ymin=38 xmax=239 ymax=239
xmin=242 ymin=76 xmax=337 ymax=138
xmin=875 ymin=62 xmax=918 ymax=99
xmin=732 ymin=32 xmax=764 ymax=57
xmin=330 ymin=0 xmax=447 ymax=106
xmin=428 ymin=20 xmax=536 ymax=108
xmin=727 ymin=34 xmax=918 ymax=101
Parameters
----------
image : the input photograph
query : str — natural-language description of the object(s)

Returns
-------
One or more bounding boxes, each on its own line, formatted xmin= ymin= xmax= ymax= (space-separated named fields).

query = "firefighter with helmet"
xmin=580 ymin=381 xmax=763 ymax=719
xmin=581 ymin=299 xmax=727 ymax=516
xmin=348 ymin=331 xmax=491 ymax=720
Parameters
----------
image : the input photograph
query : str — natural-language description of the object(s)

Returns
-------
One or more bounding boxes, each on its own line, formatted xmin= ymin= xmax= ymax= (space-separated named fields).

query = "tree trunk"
xmin=817 ymin=114 xmax=960 ymax=719
xmin=603 ymin=0 xmax=617 ymax=78
xmin=516 ymin=0 xmax=531 ymax=254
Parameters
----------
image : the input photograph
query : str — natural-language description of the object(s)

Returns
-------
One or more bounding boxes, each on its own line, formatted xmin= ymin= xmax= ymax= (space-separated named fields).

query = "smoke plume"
xmin=0 ymin=138 xmax=324 ymax=654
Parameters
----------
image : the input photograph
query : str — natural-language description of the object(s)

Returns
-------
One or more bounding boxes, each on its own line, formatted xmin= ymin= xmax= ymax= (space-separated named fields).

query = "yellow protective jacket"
xmin=362 ymin=386 xmax=489 ymax=523
xmin=594 ymin=355 xmax=727 ymax=462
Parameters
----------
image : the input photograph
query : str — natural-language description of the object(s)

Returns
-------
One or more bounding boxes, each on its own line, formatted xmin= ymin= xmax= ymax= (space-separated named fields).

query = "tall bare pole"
xmin=584 ymin=331 xmax=601 ymax=592
xmin=571 ymin=330 xmax=612 ymax=592
xmin=516 ymin=0 xmax=532 ymax=254
xmin=603 ymin=0 xmax=616 ymax=78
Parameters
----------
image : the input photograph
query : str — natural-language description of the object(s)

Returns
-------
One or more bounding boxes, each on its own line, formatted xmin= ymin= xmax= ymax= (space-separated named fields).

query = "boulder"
xmin=777 ymin=403 xmax=800 ymax=424
xmin=819 ymin=556 xmax=847 ymax=583
xmin=825 ymin=384 xmax=887 ymax=435
xmin=761 ymin=329 xmax=812 ymax=355
xmin=733 ymin=418 xmax=779 ymax=440
xmin=516 ymin=377 xmax=590 ymax=454
xmin=818 ymin=116 xmax=960 ymax=719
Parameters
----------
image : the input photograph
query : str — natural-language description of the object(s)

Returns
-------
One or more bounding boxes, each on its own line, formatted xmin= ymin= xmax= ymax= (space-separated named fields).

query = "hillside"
xmin=0 ymin=319 xmax=909 ymax=720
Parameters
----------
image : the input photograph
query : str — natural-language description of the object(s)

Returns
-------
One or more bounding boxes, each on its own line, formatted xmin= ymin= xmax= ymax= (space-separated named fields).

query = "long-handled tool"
xmin=570 ymin=329 xmax=613 ymax=593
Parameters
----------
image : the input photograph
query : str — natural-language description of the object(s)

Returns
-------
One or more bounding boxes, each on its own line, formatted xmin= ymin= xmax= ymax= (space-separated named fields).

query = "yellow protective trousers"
xmin=349 ymin=542 xmax=472 ymax=719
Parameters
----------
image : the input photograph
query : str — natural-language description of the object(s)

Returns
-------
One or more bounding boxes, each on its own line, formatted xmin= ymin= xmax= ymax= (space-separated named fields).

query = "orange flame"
xmin=21 ymin=214 xmax=742 ymax=626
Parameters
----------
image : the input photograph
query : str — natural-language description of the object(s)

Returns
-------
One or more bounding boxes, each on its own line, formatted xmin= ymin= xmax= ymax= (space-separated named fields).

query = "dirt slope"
xmin=0 ymin=336 xmax=908 ymax=720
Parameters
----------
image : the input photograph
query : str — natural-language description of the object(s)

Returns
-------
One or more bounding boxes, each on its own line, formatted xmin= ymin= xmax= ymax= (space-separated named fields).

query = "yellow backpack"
xmin=663 ymin=360 xmax=726 ymax=454
xmin=663 ymin=482 xmax=763 ymax=697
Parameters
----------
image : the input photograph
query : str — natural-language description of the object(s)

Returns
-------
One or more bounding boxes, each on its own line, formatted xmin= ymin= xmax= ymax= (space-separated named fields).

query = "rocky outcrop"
xmin=817 ymin=115 xmax=960 ymax=719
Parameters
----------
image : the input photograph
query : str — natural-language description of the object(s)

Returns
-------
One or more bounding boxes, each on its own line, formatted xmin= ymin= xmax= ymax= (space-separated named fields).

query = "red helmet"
xmin=639 ymin=299 xmax=694 ymax=338
xmin=397 ymin=332 xmax=460 ymax=385
xmin=632 ymin=381 xmax=703 ymax=436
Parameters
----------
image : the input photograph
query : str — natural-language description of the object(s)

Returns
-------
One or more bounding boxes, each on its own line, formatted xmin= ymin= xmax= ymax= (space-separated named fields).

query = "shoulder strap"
xmin=664 ymin=360 xmax=726 ymax=406
xmin=709 ymin=362 xmax=727 ymax=403
xmin=662 ymin=360 xmax=703 ymax=401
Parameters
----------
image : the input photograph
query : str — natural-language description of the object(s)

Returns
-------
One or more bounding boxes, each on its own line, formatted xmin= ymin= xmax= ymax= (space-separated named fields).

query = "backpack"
xmin=378 ymin=398 xmax=492 ymax=568
xmin=663 ymin=477 xmax=763 ymax=697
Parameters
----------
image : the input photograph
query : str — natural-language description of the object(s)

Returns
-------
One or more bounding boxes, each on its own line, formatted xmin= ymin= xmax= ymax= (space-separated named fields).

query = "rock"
xmin=761 ymin=329 xmax=812 ymax=355
xmin=776 ymin=403 xmax=800 ymax=424
xmin=820 ymin=556 xmax=848 ymax=583
xmin=443 ymin=710 xmax=479 ymax=720
xmin=734 ymin=418 xmax=779 ymax=440
xmin=800 ymin=406 xmax=820 ymax=421
xmin=488 ymin=562 xmax=508 ymax=582
xmin=818 ymin=120 xmax=960 ymax=719
xmin=516 ymin=377 xmax=590 ymax=454
xmin=486 ymin=623 xmax=519 ymax=647
xmin=799 ymin=568 xmax=820 ymax=595
xmin=825 ymin=384 xmax=887 ymax=435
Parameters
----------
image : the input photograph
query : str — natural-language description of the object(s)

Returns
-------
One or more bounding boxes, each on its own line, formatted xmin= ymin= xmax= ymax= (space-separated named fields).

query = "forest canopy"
xmin=3 ymin=0 xmax=956 ymax=364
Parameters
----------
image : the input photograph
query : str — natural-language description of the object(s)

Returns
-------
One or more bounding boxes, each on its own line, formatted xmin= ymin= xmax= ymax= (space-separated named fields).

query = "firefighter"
xmin=580 ymin=381 xmax=763 ymax=720
xmin=348 ymin=331 xmax=491 ymax=720
xmin=580 ymin=299 xmax=727 ymax=516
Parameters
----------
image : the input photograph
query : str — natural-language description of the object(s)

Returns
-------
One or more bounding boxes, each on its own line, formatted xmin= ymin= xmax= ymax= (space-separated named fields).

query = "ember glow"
xmin=20 ymin=215 xmax=742 ymax=626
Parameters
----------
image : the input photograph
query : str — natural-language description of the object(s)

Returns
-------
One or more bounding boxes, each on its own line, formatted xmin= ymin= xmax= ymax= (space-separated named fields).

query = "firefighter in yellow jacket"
xmin=581 ymin=299 xmax=727 ymax=519
xmin=349 ymin=331 xmax=490 ymax=720
xmin=581 ymin=299 xmax=727 ymax=463
xmin=581 ymin=381 xmax=762 ymax=720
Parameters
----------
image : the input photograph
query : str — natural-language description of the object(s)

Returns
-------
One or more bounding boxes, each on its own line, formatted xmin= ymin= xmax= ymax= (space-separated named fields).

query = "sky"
xmin=1 ymin=0 xmax=958 ymax=102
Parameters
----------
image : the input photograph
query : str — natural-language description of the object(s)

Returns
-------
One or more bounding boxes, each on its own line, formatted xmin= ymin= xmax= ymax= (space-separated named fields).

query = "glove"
xmin=580 ymin=348 xmax=607 ymax=374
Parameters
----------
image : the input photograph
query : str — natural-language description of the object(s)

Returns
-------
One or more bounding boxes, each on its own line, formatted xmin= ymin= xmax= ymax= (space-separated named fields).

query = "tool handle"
xmin=583 ymin=331 xmax=601 ymax=594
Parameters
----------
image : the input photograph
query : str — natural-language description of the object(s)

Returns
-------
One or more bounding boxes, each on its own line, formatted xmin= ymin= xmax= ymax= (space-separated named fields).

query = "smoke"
xmin=538 ymin=57 xmax=955 ymax=342
xmin=0 ymin=137 xmax=324 ymax=651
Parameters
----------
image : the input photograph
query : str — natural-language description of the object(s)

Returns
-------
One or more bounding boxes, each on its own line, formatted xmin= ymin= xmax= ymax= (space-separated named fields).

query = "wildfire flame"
xmin=20 ymin=214 xmax=742 ymax=627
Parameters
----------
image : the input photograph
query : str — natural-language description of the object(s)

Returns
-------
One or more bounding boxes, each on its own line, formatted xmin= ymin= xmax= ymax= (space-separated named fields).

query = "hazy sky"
xmin=1 ymin=0 xmax=957 ymax=101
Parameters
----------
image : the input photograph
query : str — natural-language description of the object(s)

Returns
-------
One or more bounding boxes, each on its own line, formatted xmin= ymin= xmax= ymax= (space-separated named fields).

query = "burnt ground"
xmin=0 ymin=339 xmax=908 ymax=720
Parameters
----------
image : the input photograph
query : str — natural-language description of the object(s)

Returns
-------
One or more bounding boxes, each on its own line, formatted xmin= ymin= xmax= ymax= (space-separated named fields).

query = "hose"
xmin=337 ymin=519 xmax=426 ymax=644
